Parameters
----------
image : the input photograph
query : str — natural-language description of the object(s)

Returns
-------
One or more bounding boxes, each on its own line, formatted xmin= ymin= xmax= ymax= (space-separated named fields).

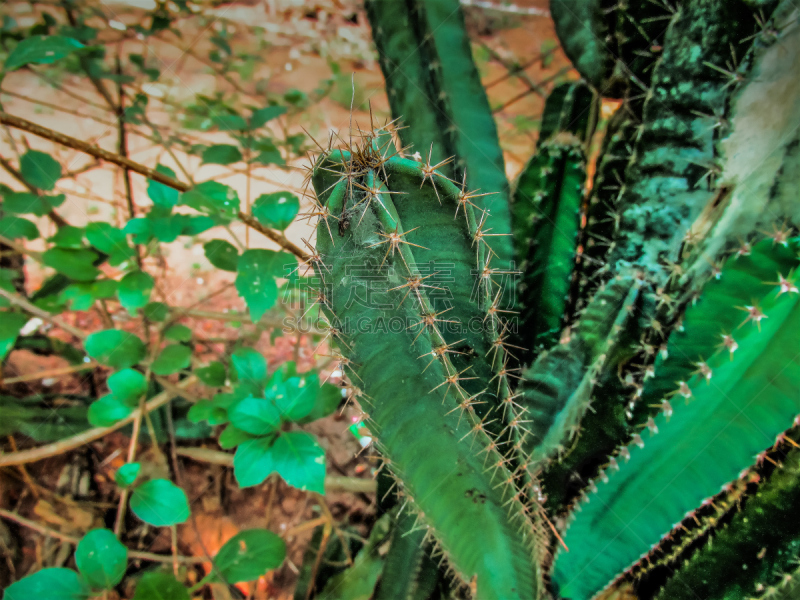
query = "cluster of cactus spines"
xmin=552 ymin=235 xmax=800 ymax=599
xmin=308 ymin=127 xmax=544 ymax=600
xmin=511 ymin=82 xmax=597 ymax=358
xmin=365 ymin=0 xmax=513 ymax=277
xmin=573 ymin=109 xmax=639 ymax=308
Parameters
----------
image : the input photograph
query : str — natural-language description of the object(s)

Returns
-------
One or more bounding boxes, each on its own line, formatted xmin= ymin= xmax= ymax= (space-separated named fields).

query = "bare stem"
xmin=0 ymin=376 xmax=197 ymax=467
xmin=0 ymin=111 xmax=311 ymax=260
xmin=0 ymin=508 xmax=207 ymax=564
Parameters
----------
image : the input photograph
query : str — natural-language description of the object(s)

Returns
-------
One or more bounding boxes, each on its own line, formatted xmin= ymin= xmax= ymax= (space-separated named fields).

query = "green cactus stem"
xmin=312 ymin=140 xmax=540 ymax=600
xmin=374 ymin=509 xmax=440 ymax=600
xmin=511 ymin=82 xmax=597 ymax=358
xmin=608 ymin=0 xmax=778 ymax=278
xmin=552 ymin=236 xmax=800 ymax=600
xmin=365 ymin=0 xmax=512 ymax=277
xmin=653 ymin=442 xmax=800 ymax=600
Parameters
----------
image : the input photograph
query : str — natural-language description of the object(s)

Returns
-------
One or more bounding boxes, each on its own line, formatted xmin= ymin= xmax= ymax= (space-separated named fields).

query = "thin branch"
xmin=0 ymin=508 xmax=207 ymax=564
xmin=237 ymin=211 xmax=310 ymax=261
xmin=0 ymin=112 xmax=190 ymax=191
xmin=0 ymin=376 xmax=197 ymax=467
xmin=0 ymin=112 xmax=311 ymax=260
xmin=0 ymin=287 xmax=86 ymax=339
xmin=1 ymin=362 xmax=96 ymax=385
xmin=175 ymin=447 xmax=376 ymax=493
xmin=0 ymin=234 xmax=43 ymax=263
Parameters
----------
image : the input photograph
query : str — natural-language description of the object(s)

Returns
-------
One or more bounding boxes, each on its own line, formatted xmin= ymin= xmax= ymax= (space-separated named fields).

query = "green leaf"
xmin=60 ymin=280 xmax=118 ymax=311
xmin=187 ymin=400 xmax=227 ymax=425
xmin=230 ymin=347 xmax=267 ymax=387
xmin=115 ymin=462 xmax=141 ymax=487
xmin=85 ymin=222 xmax=135 ymax=266
xmin=3 ymin=568 xmax=90 ymax=600
xmin=251 ymin=139 xmax=285 ymax=166
xmin=132 ymin=571 xmax=189 ymax=600
xmin=196 ymin=361 xmax=225 ymax=386
xmin=228 ymin=396 xmax=281 ymax=436
xmin=108 ymin=368 xmax=147 ymax=406
xmin=75 ymin=528 xmax=128 ymax=590
xmin=201 ymin=144 xmax=242 ymax=165
xmin=234 ymin=432 xmax=325 ymax=492
xmin=204 ymin=239 xmax=239 ymax=272
xmin=147 ymin=165 xmax=180 ymax=209
xmin=277 ymin=375 xmax=318 ymax=422
xmin=298 ymin=383 xmax=342 ymax=424
xmin=235 ymin=249 xmax=286 ymax=321
xmin=2 ymin=192 xmax=64 ymax=216
xmin=48 ymin=225 xmax=84 ymax=249
xmin=151 ymin=344 xmax=191 ymax=376
xmin=0 ymin=216 xmax=38 ymax=240
xmin=143 ymin=301 xmax=169 ymax=321
xmin=164 ymin=324 xmax=192 ymax=342
xmin=88 ymin=394 xmax=133 ymax=427
xmin=252 ymin=192 xmax=299 ymax=231
xmin=118 ymin=271 xmax=154 ymax=315
xmin=0 ymin=312 xmax=29 ymax=361
xmin=5 ymin=36 xmax=84 ymax=70
xmin=218 ymin=424 xmax=255 ymax=449
xmin=85 ymin=329 xmax=146 ymax=368
xmin=212 ymin=114 xmax=248 ymax=131
xmin=42 ymin=248 xmax=99 ymax=281
xmin=249 ymin=106 xmax=287 ymax=129
xmin=213 ymin=529 xmax=286 ymax=583
xmin=20 ymin=150 xmax=62 ymax=191
xmin=130 ymin=479 xmax=189 ymax=526
xmin=181 ymin=181 xmax=239 ymax=221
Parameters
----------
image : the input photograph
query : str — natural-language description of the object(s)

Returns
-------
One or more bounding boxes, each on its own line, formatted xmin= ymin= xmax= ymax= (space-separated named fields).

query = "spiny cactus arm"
xmin=549 ymin=0 xmax=615 ymax=95
xmin=552 ymin=238 xmax=800 ymax=600
xmin=364 ymin=0 xmax=450 ymax=169
xmin=517 ymin=276 xmax=640 ymax=466
xmin=511 ymin=82 xmax=597 ymax=358
xmin=682 ymin=3 xmax=800 ymax=290
xmin=540 ymin=235 xmax=800 ymax=516
xmin=536 ymin=82 xmax=598 ymax=150
xmin=609 ymin=0 xmax=774 ymax=279
xmin=421 ymin=0 xmax=511 ymax=232
xmin=314 ymin=164 xmax=540 ymax=600
xmin=514 ymin=142 xmax=586 ymax=355
xmin=653 ymin=444 xmax=800 ymax=600
xmin=374 ymin=509 xmax=439 ymax=600
xmin=365 ymin=0 xmax=513 ymax=273
xmin=572 ymin=107 xmax=638 ymax=307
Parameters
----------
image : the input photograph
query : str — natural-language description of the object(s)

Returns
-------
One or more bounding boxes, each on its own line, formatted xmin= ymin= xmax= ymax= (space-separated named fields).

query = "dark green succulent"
xmin=300 ymin=1 xmax=800 ymax=598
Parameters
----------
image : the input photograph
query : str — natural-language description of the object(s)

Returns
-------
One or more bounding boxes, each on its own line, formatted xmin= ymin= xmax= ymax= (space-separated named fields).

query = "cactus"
xmin=302 ymin=0 xmax=800 ymax=598
xmin=512 ymin=82 xmax=597 ymax=358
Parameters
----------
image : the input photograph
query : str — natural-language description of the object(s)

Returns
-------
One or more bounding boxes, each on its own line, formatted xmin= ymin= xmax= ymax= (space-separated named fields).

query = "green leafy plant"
xmin=0 ymin=1 xmax=355 ymax=596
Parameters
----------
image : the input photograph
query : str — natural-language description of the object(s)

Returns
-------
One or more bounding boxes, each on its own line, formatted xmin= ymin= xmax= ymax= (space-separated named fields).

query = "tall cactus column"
xmin=309 ymin=136 xmax=541 ymax=600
